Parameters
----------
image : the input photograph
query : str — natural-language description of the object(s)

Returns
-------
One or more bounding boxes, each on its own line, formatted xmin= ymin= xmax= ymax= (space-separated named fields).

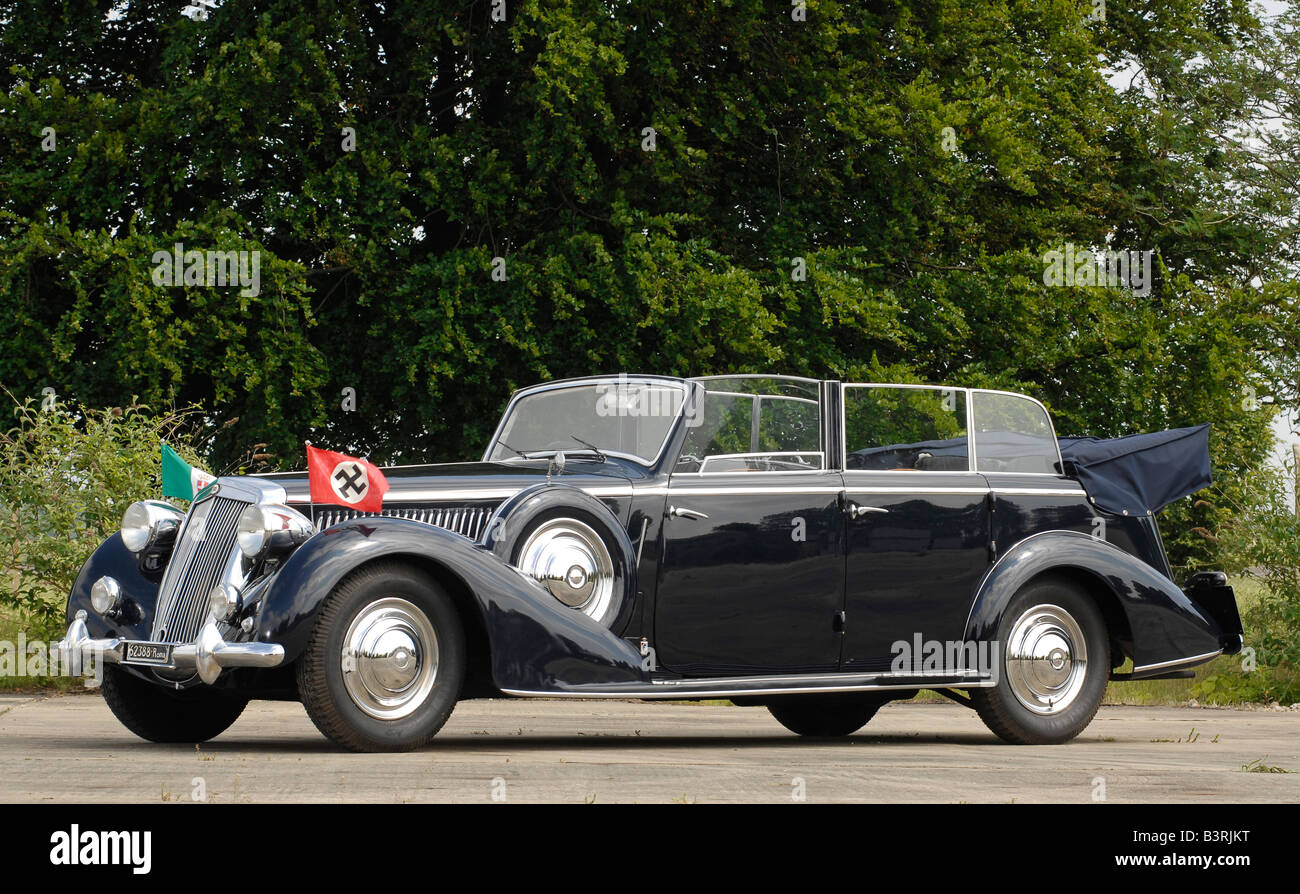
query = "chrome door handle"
xmin=668 ymin=506 xmax=709 ymax=520
xmin=847 ymin=502 xmax=888 ymax=519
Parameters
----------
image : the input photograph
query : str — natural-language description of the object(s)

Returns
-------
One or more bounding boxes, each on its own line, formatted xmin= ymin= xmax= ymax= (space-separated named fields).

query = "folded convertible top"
xmin=1058 ymin=424 xmax=1212 ymax=516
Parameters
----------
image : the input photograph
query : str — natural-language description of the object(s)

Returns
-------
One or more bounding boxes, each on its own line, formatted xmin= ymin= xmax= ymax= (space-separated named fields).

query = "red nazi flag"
xmin=307 ymin=444 xmax=390 ymax=513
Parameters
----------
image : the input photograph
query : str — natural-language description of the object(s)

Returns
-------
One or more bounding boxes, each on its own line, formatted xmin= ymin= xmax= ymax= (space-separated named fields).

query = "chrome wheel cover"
xmin=517 ymin=518 xmax=615 ymax=622
xmin=1005 ymin=603 xmax=1088 ymax=715
xmin=341 ymin=597 xmax=439 ymax=720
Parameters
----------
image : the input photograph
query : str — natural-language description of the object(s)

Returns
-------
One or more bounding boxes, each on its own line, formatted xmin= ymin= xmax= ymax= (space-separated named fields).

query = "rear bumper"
xmin=55 ymin=610 xmax=285 ymax=685
xmin=1184 ymin=571 xmax=1244 ymax=655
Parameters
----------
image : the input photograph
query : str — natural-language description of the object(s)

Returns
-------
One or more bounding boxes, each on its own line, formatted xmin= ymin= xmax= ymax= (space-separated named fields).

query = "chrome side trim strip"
xmin=990 ymin=488 xmax=1087 ymax=496
xmin=650 ymin=669 xmax=986 ymax=686
xmin=501 ymin=669 xmax=996 ymax=700
xmin=502 ymin=680 xmax=997 ymax=699
xmin=288 ymin=485 xmax=635 ymax=503
xmin=286 ymin=483 xmax=1084 ymax=504
xmin=844 ymin=486 xmax=989 ymax=495
xmin=1131 ymin=649 xmax=1222 ymax=675
xmin=666 ymin=486 xmax=845 ymax=496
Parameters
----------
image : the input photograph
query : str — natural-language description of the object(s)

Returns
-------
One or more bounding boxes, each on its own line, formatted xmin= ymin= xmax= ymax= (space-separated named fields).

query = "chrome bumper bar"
xmin=56 ymin=610 xmax=285 ymax=684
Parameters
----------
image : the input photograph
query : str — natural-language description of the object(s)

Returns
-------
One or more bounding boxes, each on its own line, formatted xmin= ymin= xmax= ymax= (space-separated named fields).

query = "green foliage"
xmin=1194 ymin=457 xmax=1300 ymax=704
xmin=845 ymin=386 xmax=967 ymax=456
xmin=0 ymin=393 xmax=205 ymax=638
xmin=0 ymin=0 xmax=1297 ymax=587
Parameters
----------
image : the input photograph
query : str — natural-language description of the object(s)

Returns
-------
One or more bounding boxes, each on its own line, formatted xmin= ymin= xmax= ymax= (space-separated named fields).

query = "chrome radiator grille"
xmin=151 ymin=495 xmax=246 ymax=643
xmin=312 ymin=505 xmax=498 ymax=542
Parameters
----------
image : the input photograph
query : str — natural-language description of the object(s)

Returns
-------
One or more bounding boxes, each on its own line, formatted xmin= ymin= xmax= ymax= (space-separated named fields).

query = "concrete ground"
xmin=1 ymin=693 xmax=1297 ymax=803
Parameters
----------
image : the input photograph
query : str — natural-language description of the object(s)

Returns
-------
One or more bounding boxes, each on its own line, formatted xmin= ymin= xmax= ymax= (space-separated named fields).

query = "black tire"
xmin=100 ymin=664 xmax=247 ymax=744
xmin=296 ymin=561 xmax=466 ymax=752
xmin=768 ymin=694 xmax=884 ymax=737
xmin=970 ymin=576 xmax=1110 ymax=745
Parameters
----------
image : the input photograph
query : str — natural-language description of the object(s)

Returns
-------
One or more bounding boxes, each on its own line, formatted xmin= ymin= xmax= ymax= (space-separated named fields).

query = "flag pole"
xmin=304 ymin=441 xmax=315 ymax=531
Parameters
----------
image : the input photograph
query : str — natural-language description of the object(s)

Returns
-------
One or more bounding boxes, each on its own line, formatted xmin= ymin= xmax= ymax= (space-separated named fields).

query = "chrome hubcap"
xmin=341 ymin=597 xmax=439 ymax=720
xmin=1005 ymin=603 xmax=1087 ymax=715
xmin=517 ymin=519 xmax=615 ymax=621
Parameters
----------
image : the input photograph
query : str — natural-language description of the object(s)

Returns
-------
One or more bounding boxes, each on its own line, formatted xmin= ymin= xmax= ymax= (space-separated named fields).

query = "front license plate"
xmin=123 ymin=642 xmax=173 ymax=665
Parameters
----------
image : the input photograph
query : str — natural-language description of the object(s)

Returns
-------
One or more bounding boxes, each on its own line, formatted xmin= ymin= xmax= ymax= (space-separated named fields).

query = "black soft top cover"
xmin=1058 ymin=424 xmax=1212 ymax=516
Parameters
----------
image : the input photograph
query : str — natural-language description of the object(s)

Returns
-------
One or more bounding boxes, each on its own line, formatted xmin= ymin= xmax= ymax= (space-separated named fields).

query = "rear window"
xmin=971 ymin=391 xmax=1059 ymax=474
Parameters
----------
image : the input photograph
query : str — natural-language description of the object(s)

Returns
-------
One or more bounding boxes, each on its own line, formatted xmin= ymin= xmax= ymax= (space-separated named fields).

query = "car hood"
xmin=257 ymin=459 xmax=637 ymax=506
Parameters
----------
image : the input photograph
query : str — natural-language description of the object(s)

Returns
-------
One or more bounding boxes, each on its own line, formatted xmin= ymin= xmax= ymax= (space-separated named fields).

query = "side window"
xmin=679 ymin=393 xmax=753 ymax=465
xmin=677 ymin=383 xmax=823 ymax=472
xmin=971 ymin=392 xmax=1059 ymax=474
xmin=844 ymin=386 xmax=969 ymax=471
xmin=758 ymin=397 xmax=820 ymax=454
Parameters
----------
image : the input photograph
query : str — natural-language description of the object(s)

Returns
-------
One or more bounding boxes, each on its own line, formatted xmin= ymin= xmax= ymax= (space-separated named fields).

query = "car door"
xmin=839 ymin=385 xmax=992 ymax=672
xmin=653 ymin=378 xmax=845 ymax=676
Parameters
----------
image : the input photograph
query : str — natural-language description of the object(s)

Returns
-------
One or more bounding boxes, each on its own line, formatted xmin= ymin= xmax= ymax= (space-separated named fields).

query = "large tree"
xmin=1 ymin=0 xmax=1297 ymax=572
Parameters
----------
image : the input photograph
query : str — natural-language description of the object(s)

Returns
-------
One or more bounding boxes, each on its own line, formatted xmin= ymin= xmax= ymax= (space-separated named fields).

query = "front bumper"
xmin=56 ymin=610 xmax=285 ymax=685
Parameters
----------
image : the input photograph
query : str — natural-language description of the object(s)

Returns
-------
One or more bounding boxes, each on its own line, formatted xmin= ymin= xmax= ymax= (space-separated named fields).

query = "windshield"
xmin=485 ymin=381 xmax=687 ymax=464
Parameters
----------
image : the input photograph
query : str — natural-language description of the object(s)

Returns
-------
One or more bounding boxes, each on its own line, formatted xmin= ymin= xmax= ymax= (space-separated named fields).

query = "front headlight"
xmin=237 ymin=504 xmax=270 ymax=557
xmin=208 ymin=583 xmax=242 ymax=621
xmin=237 ymin=503 xmax=314 ymax=559
xmin=90 ymin=576 xmax=121 ymax=616
xmin=120 ymin=501 xmax=185 ymax=553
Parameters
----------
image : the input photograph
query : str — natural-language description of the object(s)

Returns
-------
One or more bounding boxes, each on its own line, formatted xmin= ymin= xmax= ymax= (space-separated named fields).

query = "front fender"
xmin=65 ymin=534 xmax=163 ymax=642
xmin=256 ymin=517 xmax=646 ymax=693
xmin=964 ymin=530 xmax=1224 ymax=670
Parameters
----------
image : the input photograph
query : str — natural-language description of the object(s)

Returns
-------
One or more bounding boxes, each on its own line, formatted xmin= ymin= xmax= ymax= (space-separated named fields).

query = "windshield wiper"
xmin=568 ymin=435 xmax=607 ymax=462
xmin=495 ymin=438 xmax=535 ymax=460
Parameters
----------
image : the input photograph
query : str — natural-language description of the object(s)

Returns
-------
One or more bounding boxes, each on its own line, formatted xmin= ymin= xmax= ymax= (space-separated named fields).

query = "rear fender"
xmin=964 ymin=530 xmax=1224 ymax=670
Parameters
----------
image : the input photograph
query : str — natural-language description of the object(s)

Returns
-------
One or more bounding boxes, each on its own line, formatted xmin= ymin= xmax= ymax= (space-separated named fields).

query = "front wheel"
xmin=970 ymin=576 xmax=1110 ymax=745
xmin=100 ymin=665 xmax=247 ymax=743
xmin=297 ymin=562 xmax=466 ymax=752
xmin=768 ymin=694 xmax=884 ymax=737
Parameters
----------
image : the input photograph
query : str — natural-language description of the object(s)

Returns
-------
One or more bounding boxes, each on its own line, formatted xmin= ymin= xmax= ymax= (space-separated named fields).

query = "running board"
xmin=502 ymin=670 xmax=995 ymax=700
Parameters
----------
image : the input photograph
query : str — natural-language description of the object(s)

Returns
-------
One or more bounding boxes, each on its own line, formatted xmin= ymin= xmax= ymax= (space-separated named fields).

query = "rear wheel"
xmin=970 ymin=576 xmax=1109 ymax=745
xmin=100 ymin=665 xmax=247 ymax=744
xmin=768 ymin=694 xmax=884 ymax=737
xmin=297 ymin=562 xmax=466 ymax=752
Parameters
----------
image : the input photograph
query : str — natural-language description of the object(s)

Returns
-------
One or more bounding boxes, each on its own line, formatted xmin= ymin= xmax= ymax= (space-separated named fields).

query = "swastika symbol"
xmin=330 ymin=462 xmax=368 ymax=504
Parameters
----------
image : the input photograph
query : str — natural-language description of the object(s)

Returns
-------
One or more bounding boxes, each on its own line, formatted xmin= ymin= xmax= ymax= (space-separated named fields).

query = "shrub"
xmin=1194 ymin=453 xmax=1300 ymax=705
xmin=0 ymin=392 xmax=207 ymax=640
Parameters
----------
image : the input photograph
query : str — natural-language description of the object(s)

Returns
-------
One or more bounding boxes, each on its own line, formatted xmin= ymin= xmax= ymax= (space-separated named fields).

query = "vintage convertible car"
xmin=57 ymin=375 xmax=1243 ymax=751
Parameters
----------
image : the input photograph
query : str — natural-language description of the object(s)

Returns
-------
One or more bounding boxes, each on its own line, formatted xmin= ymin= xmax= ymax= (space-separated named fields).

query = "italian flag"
xmin=161 ymin=443 xmax=215 ymax=501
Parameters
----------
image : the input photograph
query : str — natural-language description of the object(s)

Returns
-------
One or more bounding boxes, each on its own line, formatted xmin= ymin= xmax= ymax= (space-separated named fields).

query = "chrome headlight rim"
xmin=208 ymin=583 xmax=242 ymax=622
xmin=237 ymin=504 xmax=270 ymax=558
xmin=89 ymin=576 xmax=122 ymax=616
xmin=237 ymin=502 xmax=314 ymax=559
xmin=120 ymin=501 xmax=185 ymax=554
